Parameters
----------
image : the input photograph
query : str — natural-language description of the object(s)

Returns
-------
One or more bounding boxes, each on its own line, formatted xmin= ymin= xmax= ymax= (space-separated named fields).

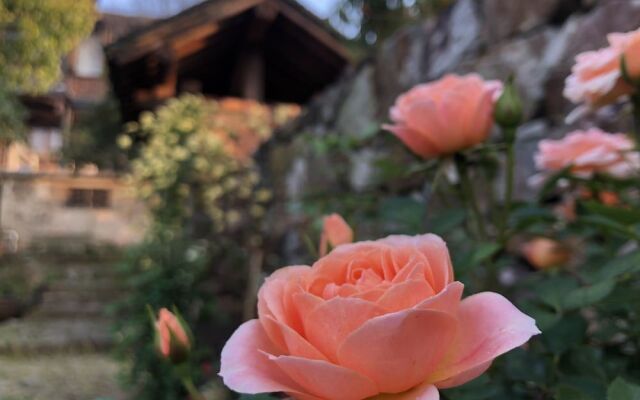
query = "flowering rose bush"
xmin=535 ymin=129 xmax=640 ymax=178
xmin=220 ymin=234 xmax=539 ymax=400
xmin=384 ymin=74 xmax=502 ymax=158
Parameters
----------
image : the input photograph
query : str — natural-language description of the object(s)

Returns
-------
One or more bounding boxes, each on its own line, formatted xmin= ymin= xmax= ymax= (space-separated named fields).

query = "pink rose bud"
xmin=220 ymin=234 xmax=540 ymax=400
xmin=521 ymin=237 xmax=571 ymax=271
xmin=535 ymin=129 xmax=640 ymax=179
xmin=384 ymin=74 xmax=503 ymax=158
xmin=319 ymin=213 xmax=354 ymax=256
xmin=154 ymin=308 xmax=192 ymax=364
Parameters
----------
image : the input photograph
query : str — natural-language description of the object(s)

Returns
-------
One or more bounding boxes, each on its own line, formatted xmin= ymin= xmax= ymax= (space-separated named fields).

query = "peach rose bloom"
xmin=521 ymin=238 xmax=571 ymax=270
xmin=535 ymin=129 xmax=640 ymax=178
xmin=384 ymin=74 xmax=503 ymax=158
xmin=319 ymin=213 xmax=354 ymax=256
xmin=220 ymin=234 xmax=540 ymax=400
xmin=156 ymin=308 xmax=191 ymax=359
xmin=564 ymin=28 xmax=640 ymax=107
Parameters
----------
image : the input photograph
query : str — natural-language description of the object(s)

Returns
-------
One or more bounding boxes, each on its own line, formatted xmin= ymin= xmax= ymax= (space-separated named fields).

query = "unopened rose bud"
xmin=319 ymin=213 xmax=353 ymax=256
xmin=521 ymin=238 xmax=571 ymax=270
xmin=154 ymin=308 xmax=192 ymax=365
xmin=494 ymin=77 xmax=524 ymax=133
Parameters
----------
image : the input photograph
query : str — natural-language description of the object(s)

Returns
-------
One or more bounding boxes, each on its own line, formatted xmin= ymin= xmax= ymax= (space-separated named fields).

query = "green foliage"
xmin=0 ymin=0 xmax=95 ymax=93
xmin=0 ymin=84 xmax=26 ymax=144
xmin=124 ymin=94 xmax=270 ymax=234
xmin=0 ymin=0 xmax=95 ymax=142
xmin=114 ymin=94 xmax=278 ymax=399
xmin=608 ymin=378 xmax=640 ymax=400
xmin=62 ymin=94 xmax=127 ymax=170
xmin=335 ymin=0 xmax=452 ymax=47
xmin=112 ymin=228 xmax=210 ymax=400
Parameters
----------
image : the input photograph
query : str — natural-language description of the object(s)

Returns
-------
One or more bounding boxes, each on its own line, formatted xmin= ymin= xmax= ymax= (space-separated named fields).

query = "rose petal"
xmin=384 ymin=124 xmax=441 ymax=159
xmin=219 ymin=320 xmax=303 ymax=395
xmin=435 ymin=361 xmax=492 ymax=389
xmin=381 ymin=234 xmax=454 ymax=292
xmin=377 ymin=279 xmax=436 ymax=312
xmin=338 ymin=309 xmax=458 ymax=393
xmin=258 ymin=266 xmax=312 ymax=332
xmin=429 ymin=292 xmax=540 ymax=384
xmin=372 ymin=382 xmax=440 ymax=400
xmin=305 ymin=297 xmax=385 ymax=361
xmin=415 ymin=281 xmax=464 ymax=316
xmin=269 ymin=354 xmax=378 ymax=400
xmin=261 ymin=316 xmax=327 ymax=361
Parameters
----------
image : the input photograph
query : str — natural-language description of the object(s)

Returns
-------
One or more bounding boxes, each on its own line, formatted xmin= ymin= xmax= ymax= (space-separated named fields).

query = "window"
xmin=29 ymin=127 xmax=63 ymax=155
xmin=73 ymin=37 xmax=105 ymax=78
xmin=65 ymin=189 xmax=111 ymax=209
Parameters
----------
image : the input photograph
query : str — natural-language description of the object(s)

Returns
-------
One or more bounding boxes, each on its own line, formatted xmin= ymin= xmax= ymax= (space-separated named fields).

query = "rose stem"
xmin=454 ymin=153 xmax=487 ymax=241
xmin=499 ymin=127 xmax=516 ymax=244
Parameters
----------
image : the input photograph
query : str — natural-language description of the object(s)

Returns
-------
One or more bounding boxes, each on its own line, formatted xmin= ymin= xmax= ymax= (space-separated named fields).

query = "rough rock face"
xmin=261 ymin=0 xmax=640 ymax=262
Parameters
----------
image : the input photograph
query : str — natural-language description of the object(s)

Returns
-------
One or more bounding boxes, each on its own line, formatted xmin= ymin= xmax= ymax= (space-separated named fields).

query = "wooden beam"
xmin=107 ymin=0 xmax=263 ymax=64
xmin=171 ymin=23 xmax=219 ymax=58
xmin=270 ymin=0 xmax=351 ymax=62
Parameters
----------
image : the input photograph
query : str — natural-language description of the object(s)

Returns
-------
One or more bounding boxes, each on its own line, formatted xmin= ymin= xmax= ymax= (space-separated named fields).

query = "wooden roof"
xmin=106 ymin=0 xmax=351 ymax=121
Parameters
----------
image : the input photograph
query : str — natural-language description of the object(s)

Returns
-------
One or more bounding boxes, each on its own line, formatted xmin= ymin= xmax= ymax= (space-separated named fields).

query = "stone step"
xmin=52 ymin=265 xmax=121 ymax=281
xmin=0 ymin=317 xmax=113 ymax=355
xmin=31 ymin=301 xmax=111 ymax=318
xmin=48 ymin=278 xmax=120 ymax=292
xmin=41 ymin=289 xmax=121 ymax=304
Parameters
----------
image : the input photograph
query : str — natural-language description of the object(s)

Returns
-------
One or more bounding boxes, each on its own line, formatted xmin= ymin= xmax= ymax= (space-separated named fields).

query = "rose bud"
xmin=521 ymin=238 xmax=571 ymax=270
xmin=154 ymin=308 xmax=192 ymax=364
xmin=599 ymin=191 xmax=620 ymax=206
xmin=494 ymin=77 xmax=524 ymax=132
xmin=319 ymin=213 xmax=354 ymax=256
xmin=384 ymin=74 xmax=502 ymax=158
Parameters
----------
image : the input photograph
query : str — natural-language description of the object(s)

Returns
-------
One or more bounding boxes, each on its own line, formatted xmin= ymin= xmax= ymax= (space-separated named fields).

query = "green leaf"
xmin=536 ymin=277 xmax=579 ymax=312
xmin=578 ymin=215 xmax=640 ymax=240
xmin=470 ymin=242 xmax=502 ymax=265
xmin=428 ymin=208 xmax=466 ymax=235
xmin=510 ymin=205 xmax=557 ymax=230
xmin=555 ymin=384 xmax=595 ymax=400
xmin=379 ymin=196 xmax=426 ymax=235
xmin=542 ymin=314 xmax=587 ymax=354
xmin=584 ymin=250 xmax=640 ymax=283
xmin=454 ymin=242 xmax=501 ymax=274
xmin=607 ymin=377 xmax=640 ymax=400
xmin=581 ymin=201 xmax=640 ymax=226
xmin=563 ymin=280 xmax=616 ymax=310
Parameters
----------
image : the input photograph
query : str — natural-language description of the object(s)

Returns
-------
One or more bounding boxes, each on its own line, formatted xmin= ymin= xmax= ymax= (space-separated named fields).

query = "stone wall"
xmin=1 ymin=174 xmax=147 ymax=252
xmin=261 ymin=0 xmax=640 ymax=263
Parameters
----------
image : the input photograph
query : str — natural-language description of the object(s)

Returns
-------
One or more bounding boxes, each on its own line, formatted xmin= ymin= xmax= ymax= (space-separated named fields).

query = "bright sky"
xmin=97 ymin=0 xmax=341 ymax=19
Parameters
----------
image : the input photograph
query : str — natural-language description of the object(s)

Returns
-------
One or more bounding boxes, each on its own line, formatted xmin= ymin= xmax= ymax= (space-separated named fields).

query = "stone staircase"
xmin=0 ymin=261 xmax=123 ymax=354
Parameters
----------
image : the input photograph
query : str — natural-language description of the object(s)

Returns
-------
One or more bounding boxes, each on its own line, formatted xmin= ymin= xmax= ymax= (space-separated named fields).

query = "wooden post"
xmin=231 ymin=3 xmax=277 ymax=102
xmin=232 ymin=49 xmax=265 ymax=101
